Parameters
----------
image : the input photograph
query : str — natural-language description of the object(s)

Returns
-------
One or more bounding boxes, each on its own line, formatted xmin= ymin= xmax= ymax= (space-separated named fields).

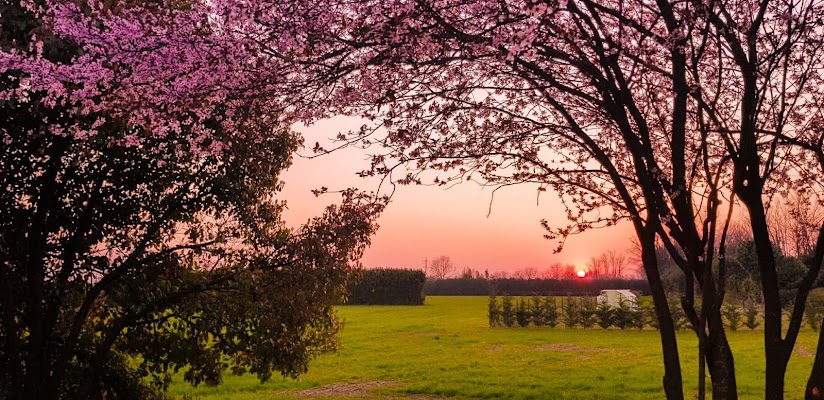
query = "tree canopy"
xmin=0 ymin=1 xmax=382 ymax=398
xmin=4 ymin=0 xmax=824 ymax=399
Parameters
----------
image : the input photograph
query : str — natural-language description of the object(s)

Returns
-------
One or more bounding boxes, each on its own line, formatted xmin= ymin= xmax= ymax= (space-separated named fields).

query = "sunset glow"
xmin=576 ymin=270 xmax=586 ymax=278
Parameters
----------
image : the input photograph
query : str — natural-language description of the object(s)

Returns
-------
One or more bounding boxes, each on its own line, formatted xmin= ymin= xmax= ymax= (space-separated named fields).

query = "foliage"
xmin=562 ymin=297 xmax=578 ymax=328
xmin=643 ymin=303 xmax=660 ymax=331
xmin=488 ymin=295 xmax=501 ymax=327
xmin=345 ymin=269 xmax=425 ymax=305
xmin=515 ymin=299 xmax=530 ymax=328
xmin=423 ymin=278 xmax=650 ymax=296
xmin=578 ymin=297 xmax=597 ymax=329
xmin=612 ymin=298 xmax=634 ymax=330
xmin=501 ymin=296 xmax=515 ymax=328
xmin=806 ymin=299 xmax=824 ymax=332
xmin=529 ymin=295 xmax=544 ymax=327
xmin=8 ymin=0 xmax=824 ymax=396
xmin=743 ymin=303 xmax=760 ymax=331
xmin=724 ymin=304 xmax=742 ymax=332
xmin=543 ymin=297 xmax=560 ymax=328
xmin=596 ymin=299 xmax=614 ymax=330
xmin=668 ymin=297 xmax=688 ymax=331
xmin=0 ymin=2 xmax=383 ymax=398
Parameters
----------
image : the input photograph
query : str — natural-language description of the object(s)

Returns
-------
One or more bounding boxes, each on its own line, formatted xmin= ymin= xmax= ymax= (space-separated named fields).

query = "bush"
xmin=562 ymin=297 xmax=578 ymax=328
xmin=668 ymin=297 xmax=689 ymax=330
xmin=579 ymin=297 xmax=597 ymax=329
xmin=723 ymin=304 xmax=742 ymax=331
xmin=641 ymin=302 xmax=658 ymax=330
xmin=530 ymin=295 xmax=545 ymax=326
xmin=806 ymin=299 xmax=824 ymax=332
xmin=488 ymin=295 xmax=502 ymax=327
xmin=346 ymin=269 xmax=426 ymax=305
xmin=596 ymin=299 xmax=613 ymax=329
xmin=544 ymin=297 xmax=560 ymax=328
xmin=743 ymin=302 xmax=760 ymax=330
xmin=631 ymin=301 xmax=646 ymax=330
xmin=501 ymin=296 xmax=516 ymax=327
xmin=516 ymin=299 xmax=531 ymax=327
xmin=613 ymin=297 xmax=633 ymax=330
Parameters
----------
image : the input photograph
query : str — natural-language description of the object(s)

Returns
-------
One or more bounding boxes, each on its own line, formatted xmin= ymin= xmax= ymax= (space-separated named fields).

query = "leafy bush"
xmin=562 ymin=297 xmax=578 ymax=328
xmin=631 ymin=301 xmax=646 ymax=330
xmin=723 ymin=304 xmax=742 ymax=331
xmin=530 ymin=295 xmax=545 ymax=326
xmin=612 ymin=297 xmax=633 ymax=330
xmin=488 ymin=295 xmax=502 ymax=327
xmin=641 ymin=302 xmax=658 ymax=330
xmin=806 ymin=299 xmax=824 ymax=332
xmin=668 ymin=297 xmax=689 ymax=330
xmin=578 ymin=297 xmax=597 ymax=329
xmin=544 ymin=297 xmax=560 ymax=328
xmin=743 ymin=302 xmax=760 ymax=330
xmin=516 ymin=299 xmax=531 ymax=327
xmin=501 ymin=296 xmax=515 ymax=327
xmin=596 ymin=299 xmax=614 ymax=329
xmin=346 ymin=269 xmax=426 ymax=305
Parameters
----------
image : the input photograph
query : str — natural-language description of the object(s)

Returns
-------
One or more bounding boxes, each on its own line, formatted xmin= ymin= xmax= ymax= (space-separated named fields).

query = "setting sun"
xmin=576 ymin=270 xmax=586 ymax=278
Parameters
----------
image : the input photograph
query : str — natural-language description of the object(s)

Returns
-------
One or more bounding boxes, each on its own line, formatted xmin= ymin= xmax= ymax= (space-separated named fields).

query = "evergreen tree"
xmin=501 ymin=295 xmax=515 ymax=327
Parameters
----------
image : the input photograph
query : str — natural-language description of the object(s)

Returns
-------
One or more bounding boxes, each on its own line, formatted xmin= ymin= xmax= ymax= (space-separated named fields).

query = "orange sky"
xmin=280 ymin=117 xmax=637 ymax=275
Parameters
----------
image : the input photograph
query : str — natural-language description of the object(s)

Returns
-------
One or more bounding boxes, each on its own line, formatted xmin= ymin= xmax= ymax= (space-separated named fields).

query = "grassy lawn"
xmin=169 ymin=296 xmax=820 ymax=399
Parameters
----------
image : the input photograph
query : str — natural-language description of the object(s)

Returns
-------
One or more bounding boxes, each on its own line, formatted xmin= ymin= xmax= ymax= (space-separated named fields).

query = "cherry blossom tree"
xmin=0 ymin=1 xmax=382 ymax=399
xmin=268 ymin=0 xmax=823 ymax=398
xmin=5 ymin=0 xmax=824 ymax=398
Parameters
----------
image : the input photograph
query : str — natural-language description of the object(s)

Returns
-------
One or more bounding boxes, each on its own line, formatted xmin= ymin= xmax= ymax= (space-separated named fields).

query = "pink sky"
xmin=281 ymin=118 xmax=637 ymax=275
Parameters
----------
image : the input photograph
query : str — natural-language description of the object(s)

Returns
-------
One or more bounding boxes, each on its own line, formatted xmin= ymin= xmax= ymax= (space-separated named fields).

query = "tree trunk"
xmin=642 ymin=240 xmax=684 ymax=400
xmin=705 ymin=322 xmax=738 ymax=400
xmin=806 ymin=317 xmax=824 ymax=399
xmin=735 ymin=187 xmax=789 ymax=400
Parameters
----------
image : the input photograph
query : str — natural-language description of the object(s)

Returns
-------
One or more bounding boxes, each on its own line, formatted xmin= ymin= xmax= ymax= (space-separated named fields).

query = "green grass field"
xmin=169 ymin=296 xmax=820 ymax=399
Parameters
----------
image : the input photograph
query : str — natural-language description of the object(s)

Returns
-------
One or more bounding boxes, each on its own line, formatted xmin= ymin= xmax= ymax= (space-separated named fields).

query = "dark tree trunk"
xmin=706 ymin=320 xmax=737 ymax=400
xmin=642 ymin=238 xmax=684 ymax=400
xmin=807 ymin=318 xmax=824 ymax=400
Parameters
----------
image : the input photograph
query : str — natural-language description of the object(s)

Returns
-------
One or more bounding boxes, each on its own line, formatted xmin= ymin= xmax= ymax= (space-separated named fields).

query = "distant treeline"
xmin=423 ymin=278 xmax=651 ymax=296
xmin=346 ymin=268 xmax=426 ymax=305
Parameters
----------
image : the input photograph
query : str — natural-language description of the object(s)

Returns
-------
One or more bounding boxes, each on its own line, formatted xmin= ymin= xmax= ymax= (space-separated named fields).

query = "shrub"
xmin=743 ymin=302 xmax=760 ymax=330
xmin=595 ymin=299 xmax=613 ymax=329
xmin=530 ymin=295 xmax=545 ymax=326
xmin=612 ymin=297 xmax=633 ymax=330
xmin=641 ymin=302 xmax=658 ymax=330
xmin=806 ymin=299 xmax=824 ymax=332
xmin=579 ymin=297 xmax=597 ymax=329
xmin=668 ymin=297 xmax=688 ymax=330
xmin=501 ymin=295 xmax=516 ymax=327
xmin=488 ymin=295 xmax=501 ymax=327
xmin=562 ymin=297 xmax=578 ymax=328
xmin=346 ymin=269 xmax=426 ymax=305
xmin=516 ymin=298 xmax=531 ymax=327
xmin=723 ymin=303 xmax=742 ymax=331
xmin=631 ymin=300 xmax=646 ymax=330
xmin=544 ymin=297 xmax=560 ymax=328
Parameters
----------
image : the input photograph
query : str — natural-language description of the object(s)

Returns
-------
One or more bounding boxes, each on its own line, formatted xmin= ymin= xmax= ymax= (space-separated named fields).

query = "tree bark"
xmin=642 ymin=238 xmax=684 ymax=400
xmin=807 ymin=317 xmax=824 ymax=400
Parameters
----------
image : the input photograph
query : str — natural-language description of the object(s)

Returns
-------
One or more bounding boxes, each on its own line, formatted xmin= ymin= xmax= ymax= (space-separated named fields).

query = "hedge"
xmin=423 ymin=278 xmax=650 ymax=296
xmin=346 ymin=268 xmax=426 ymax=305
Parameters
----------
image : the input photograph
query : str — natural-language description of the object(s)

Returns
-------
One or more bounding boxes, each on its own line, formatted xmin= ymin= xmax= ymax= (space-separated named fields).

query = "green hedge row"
xmin=489 ymin=295 xmax=658 ymax=330
xmin=345 ymin=268 xmax=426 ymax=305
